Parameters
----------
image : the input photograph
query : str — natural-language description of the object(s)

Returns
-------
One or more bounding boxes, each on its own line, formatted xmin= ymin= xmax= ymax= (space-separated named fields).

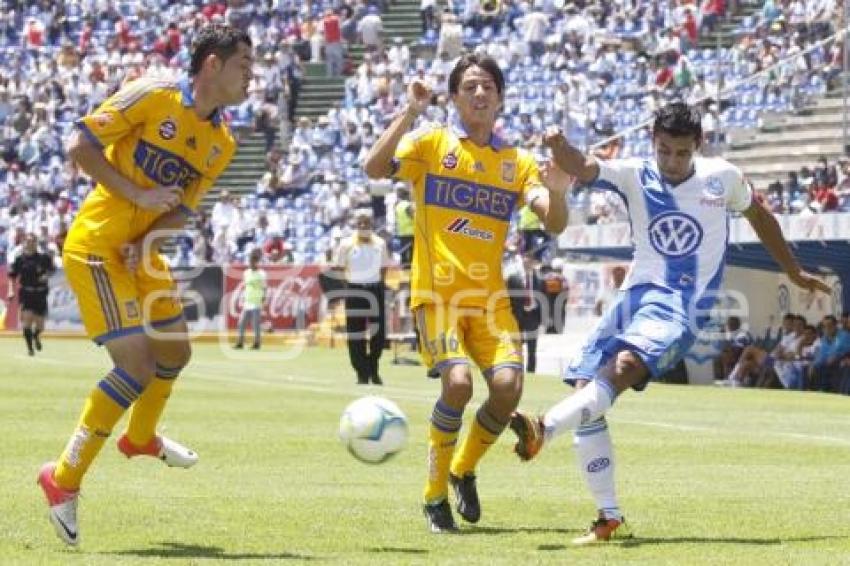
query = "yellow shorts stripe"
xmin=88 ymin=254 xmax=121 ymax=332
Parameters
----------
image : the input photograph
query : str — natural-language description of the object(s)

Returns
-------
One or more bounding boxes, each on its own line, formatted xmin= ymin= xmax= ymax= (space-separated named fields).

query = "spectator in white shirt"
xmin=211 ymin=191 xmax=237 ymax=235
xmin=358 ymin=7 xmax=384 ymax=50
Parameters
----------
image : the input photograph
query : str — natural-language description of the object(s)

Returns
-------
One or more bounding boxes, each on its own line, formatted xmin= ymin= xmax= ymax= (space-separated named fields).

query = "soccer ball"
xmin=338 ymin=396 xmax=408 ymax=464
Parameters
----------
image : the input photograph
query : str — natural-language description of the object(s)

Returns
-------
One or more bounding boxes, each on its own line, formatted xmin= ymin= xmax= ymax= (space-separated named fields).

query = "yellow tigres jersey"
xmin=65 ymin=76 xmax=236 ymax=257
xmin=392 ymin=120 xmax=544 ymax=310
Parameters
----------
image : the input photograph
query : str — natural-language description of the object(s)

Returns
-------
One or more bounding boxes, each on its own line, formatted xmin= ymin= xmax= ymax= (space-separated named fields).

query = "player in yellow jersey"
xmin=36 ymin=24 xmax=253 ymax=546
xmin=364 ymin=53 xmax=572 ymax=532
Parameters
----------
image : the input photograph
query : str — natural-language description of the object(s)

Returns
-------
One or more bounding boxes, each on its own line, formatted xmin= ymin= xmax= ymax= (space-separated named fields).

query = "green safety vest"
xmin=396 ymin=200 xmax=414 ymax=236
xmin=518 ymin=205 xmax=541 ymax=231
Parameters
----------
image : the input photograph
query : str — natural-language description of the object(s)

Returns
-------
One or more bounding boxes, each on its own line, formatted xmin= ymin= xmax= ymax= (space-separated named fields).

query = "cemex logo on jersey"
xmin=648 ymin=211 xmax=703 ymax=258
xmin=446 ymin=217 xmax=494 ymax=241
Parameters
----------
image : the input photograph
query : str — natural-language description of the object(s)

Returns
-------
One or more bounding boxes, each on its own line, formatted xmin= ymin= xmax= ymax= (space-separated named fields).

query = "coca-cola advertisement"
xmin=224 ymin=264 xmax=322 ymax=330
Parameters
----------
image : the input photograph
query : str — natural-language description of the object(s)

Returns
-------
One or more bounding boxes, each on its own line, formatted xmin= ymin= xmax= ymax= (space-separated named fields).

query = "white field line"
xmin=15 ymin=354 xmax=850 ymax=447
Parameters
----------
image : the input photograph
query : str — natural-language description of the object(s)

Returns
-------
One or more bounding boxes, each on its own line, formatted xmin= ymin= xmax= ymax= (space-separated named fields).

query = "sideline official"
xmin=7 ymin=233 xmax=56 ymax=356
xmin=334 ymin=210 xmax=390 ymax=385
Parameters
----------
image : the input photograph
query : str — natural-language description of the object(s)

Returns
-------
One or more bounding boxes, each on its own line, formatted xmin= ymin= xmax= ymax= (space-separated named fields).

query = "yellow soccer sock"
xmin=125 ymin=365 xmax=180 ymax=446
xmin=450 ymin=405 xmax=506 ymax=478
xmin=54 ymin=368 xmax=144 ymax=491
xmin=423 ymin=399 xmax=463 ymax=503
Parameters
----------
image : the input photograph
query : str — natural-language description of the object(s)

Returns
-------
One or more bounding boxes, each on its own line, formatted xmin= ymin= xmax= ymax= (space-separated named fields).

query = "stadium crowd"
xmin=763 ymin=154 xmax=850 ymax=213
xmin=0 ymin=0 xmax=847 ymax=271
xmin=0 ymin=0 xmax=847 ymax=398
xmin=717 ymin=312 xmax=850 ymax=395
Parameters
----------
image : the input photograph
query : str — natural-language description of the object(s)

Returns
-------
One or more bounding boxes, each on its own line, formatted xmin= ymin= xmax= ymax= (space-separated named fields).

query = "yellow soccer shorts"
xmin=413 ymin=303 xmax=523 ymax=376
xmin=63 ymin=250 xmax=184 ymax=345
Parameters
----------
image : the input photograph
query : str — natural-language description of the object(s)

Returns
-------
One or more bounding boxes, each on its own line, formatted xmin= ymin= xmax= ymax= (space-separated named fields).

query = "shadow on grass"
xmin=367 ymin=546 xmax=428 ymax=554
xmin=536 ymin=534 xmax=847 ymax=551
xmin=107 ymin=542 xmax=315 ymax=560
xmin=460 ymin=525 xmax=583 ymax=536
xmin=618 ymin=535 xmax=847 ymax=548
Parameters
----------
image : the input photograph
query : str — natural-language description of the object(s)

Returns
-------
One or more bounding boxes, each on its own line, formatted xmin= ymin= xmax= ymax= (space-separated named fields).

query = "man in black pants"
xmin=334 ymin=210 xmax=390 ymax=384
xmin=7 ymin=234 xmax=55 ymax=355
xmin=508 ymin=252 xmax=545 ymax=373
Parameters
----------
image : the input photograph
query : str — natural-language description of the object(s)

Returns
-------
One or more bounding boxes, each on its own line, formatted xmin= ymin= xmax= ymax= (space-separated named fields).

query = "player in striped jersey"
xmin=510 ymin=102 xmax=829 ymax=544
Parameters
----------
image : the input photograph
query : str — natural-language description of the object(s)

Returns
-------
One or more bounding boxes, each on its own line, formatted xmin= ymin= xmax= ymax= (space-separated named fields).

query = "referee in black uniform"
xmin=7 ymin=234 xmax=55 ymax=355
xmin=333 ymin=210 xmax=390 ymax=385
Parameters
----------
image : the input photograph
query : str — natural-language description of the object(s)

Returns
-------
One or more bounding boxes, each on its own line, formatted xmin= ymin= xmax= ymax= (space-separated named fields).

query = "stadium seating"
xmin=0 ymin=0 xmax=845 ymax=269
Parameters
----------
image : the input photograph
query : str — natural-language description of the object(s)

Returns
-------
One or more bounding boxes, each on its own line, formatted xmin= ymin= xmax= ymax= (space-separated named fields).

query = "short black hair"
xmin=652 ymin=101 xmax=702 ymax=143
xmin=448 ymin=53 xmax=505 ymax=97
xmin=823 ymin=314 xmax=837 ymax=324
xmin=189 ymin=24 xmax=252 ymax=77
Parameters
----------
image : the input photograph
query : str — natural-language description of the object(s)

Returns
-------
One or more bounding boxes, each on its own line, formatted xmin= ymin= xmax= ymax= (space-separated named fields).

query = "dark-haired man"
xmin=37 ymin=24 xmax=252 ymax=546
xmin=7 ymin=233 xmax=55 ymax=355
xmin=364 ymin=53 xmax=572 ymax=532
xmin=510 ymin=102 xmax=829 ymax=544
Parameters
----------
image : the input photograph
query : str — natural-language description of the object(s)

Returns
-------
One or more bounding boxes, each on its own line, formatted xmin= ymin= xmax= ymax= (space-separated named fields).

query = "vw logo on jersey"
xmin=648 ymin=211 xmax=703 ymax=258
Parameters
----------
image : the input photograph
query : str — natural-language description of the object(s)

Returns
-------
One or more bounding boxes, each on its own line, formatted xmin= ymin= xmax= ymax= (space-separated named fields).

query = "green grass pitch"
xmin=1 ymin=338 xmax=848 ymax=565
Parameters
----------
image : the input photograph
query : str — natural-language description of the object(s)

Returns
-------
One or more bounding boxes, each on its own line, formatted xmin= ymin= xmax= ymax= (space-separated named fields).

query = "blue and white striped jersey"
xmin=593 ymin=156 xmax=752 ymax=307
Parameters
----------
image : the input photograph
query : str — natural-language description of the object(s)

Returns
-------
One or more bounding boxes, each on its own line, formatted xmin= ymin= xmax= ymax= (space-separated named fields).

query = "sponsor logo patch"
xmin=206 ymin=144 xmax=222 ymax=168
xmin=91 ymin=113 xmax=114 ymax=128
xmin=424 ymin=174 xmax=518 ymax=221
xmin=125 ymin=300 xmax=139 ymax=319
xmin=445 ymin=217 xmax=494 ymax=240
xmin=648 ymin=211 xmax=703 ymax=257
xmin=159 ymin=118 xmax=177 ymax=140
xmin=442 ymin=152 xmax=458 ymax=169
xmin=705 ymin=176 xmax=724 ymax=196
xmin=501 ymin=160 xmax=516 ymax=182
xmin=587 ymin=457 xmax=610 ymax=473
xmin=134 ymin=139 xmax=201 ymax=188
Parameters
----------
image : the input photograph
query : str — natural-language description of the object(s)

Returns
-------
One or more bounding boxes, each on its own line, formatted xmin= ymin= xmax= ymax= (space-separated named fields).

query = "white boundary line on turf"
xmin=15 ymin=354 xmax=850 ymax=447
xmin=616 ymin=418 xmax=850 ymax=447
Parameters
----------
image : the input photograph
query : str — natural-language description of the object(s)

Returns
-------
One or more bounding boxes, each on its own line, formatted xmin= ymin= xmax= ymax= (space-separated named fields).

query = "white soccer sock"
xmin=728 ymin=360 xmax=743 ymax=384
xmin=542 ymin=378 xmax=616 ymax=442
xmin=574 ymin=418 xmax=621 ymax=521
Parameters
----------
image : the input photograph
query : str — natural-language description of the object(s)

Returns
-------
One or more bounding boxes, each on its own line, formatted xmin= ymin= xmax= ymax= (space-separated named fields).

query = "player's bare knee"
xmin=442 ymin=367 xmax=473 ymax=407
xmin=106 ymin=337 xmax=156 ymax=386
xmin=612 ymin=350 xmax=647 ymax=390
xmin=487 ymin=368 xmax=523 ymax=411
xmin=169 ymin=340 xmax=192 ymax=368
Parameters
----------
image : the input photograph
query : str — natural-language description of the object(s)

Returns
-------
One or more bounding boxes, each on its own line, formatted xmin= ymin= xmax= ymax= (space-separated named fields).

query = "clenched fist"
xmin=406 ymin=79 xmax=432 ymax=117
xmin=542 ymin=126 xmax=567 ymax=150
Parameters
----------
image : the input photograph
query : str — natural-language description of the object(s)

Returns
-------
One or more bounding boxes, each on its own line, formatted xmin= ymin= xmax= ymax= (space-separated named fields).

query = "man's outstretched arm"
xmin=542 ymin=127 xmax=600 ymax=185
xmin=742 ymin=199 xmax=829 ymax=293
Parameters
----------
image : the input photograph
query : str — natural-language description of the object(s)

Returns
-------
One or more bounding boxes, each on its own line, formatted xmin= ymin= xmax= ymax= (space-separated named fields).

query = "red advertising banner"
xmin=224 ymin=264 xmax=323 ymax=330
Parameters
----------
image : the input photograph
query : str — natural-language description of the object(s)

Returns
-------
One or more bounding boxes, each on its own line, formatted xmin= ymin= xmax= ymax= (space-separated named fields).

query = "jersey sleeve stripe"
xmin=74 ymin=120 xmax=105 ymax=150
xmin=108 ymin=78 xmax=177 ymax=112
